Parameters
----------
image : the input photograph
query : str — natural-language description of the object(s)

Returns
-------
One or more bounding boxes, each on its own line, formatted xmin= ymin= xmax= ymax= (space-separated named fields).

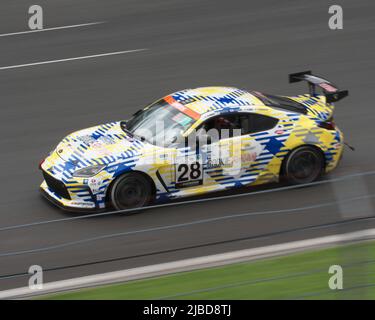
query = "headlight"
xmin=73 ymin=165 xmax=105 ymax=177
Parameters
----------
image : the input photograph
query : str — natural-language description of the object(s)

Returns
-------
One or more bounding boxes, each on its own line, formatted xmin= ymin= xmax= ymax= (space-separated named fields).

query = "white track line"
xmin=1 ymin=228 xmax=375 ymax=299
xmin=0 ymin=21 xmax=105 ymax=38
xmin=0 ymin=49 xmax=148 ymax=71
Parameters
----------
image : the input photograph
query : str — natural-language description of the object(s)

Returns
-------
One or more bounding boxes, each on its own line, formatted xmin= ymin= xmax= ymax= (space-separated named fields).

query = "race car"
xmin=39 ymin=71 xmax=348 ymax=212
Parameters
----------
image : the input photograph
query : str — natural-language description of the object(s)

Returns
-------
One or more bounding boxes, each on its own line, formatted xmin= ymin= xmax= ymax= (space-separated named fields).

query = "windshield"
xmin=123 ymin=98 xmax=198 ymax=147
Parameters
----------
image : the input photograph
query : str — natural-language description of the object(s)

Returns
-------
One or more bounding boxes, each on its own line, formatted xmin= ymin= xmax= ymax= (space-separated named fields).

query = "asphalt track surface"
xmin=0 ymin=0 xmax=374 ymax=291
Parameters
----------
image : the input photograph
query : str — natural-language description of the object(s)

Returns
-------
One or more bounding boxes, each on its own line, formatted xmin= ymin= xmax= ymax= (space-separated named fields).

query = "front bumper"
xmin=40 ymin=180 xmax=99 ymax=212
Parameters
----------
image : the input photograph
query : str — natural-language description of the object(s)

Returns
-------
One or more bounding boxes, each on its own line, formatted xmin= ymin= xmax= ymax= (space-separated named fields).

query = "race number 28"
xmin=176 ymin=161 xmax=203 ymax=188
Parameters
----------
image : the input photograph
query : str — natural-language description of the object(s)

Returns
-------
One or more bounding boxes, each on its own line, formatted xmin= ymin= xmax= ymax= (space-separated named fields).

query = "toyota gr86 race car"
xmin=39 ymin=71 xmax=348 ymax=212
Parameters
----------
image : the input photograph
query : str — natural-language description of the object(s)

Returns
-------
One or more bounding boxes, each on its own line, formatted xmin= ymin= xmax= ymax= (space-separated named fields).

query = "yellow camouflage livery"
xmin=40 ymin=71 xmax=347 ymax=212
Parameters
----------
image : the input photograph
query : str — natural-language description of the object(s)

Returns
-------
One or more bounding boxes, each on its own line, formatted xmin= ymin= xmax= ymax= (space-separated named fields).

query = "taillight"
xmin=39 ymin=158 xmax=45 ymax=170
xmin=318 ymin=118 xmax=336 ymax=130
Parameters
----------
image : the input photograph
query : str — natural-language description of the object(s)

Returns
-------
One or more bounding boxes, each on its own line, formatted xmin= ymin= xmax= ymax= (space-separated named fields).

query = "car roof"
xmin=168 ymin=86 xmax=267 ymax=116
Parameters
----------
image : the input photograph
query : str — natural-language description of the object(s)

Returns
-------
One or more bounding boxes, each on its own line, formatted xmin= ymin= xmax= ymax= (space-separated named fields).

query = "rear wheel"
xmin=282 ymin=146 xmax=324 ymax=185
xmin=110 ymin=172 xmax=153 ymax=211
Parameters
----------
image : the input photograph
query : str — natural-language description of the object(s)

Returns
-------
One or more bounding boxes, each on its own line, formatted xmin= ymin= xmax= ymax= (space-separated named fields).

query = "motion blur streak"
xmin=0 ymin=49 xmax=147 ymax=70
xmin=0 ymin=0 xmax=374 ymax=291
xmin=0 ymin=21 xmax=105 ymax=37
xmin=0 ymin=170 xmax=374 ymax=233
xmin=0 ymin=194 xmax=373 ymax=258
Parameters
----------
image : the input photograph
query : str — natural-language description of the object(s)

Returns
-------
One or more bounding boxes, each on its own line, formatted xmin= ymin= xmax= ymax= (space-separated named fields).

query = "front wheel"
xmin=282 ymin=146 xmax=325 ymax=185
xmin=110 ymin=172 xmax=153 ymax=211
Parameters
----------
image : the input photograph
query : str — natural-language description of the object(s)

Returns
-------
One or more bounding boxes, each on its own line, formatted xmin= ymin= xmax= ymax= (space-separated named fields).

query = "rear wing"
xmin=289 ymin=70 xmax=348 ymax=103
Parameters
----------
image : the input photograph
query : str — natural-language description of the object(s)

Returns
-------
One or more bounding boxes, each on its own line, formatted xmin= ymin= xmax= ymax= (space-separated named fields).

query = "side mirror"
xmin=169 ymin=136 xmax=178 ymax=145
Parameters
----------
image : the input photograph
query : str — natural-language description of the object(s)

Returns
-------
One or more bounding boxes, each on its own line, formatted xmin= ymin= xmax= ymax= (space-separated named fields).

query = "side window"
xmin=244 ymin=113 xmax=278 ymax=134
xmin=195 ymin=112 xmax=278 ymax=142
xmin=199 ymin=114 xmax=242 ymax=139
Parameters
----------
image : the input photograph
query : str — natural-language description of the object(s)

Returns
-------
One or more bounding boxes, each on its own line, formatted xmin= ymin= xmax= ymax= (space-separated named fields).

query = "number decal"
xmin=176 ymin=160 xmax=203 ymax=188
xmin=190 ymin=162 xmax=201 ymax=180
xmin=177 ymin=164 xmax=189 ymax=182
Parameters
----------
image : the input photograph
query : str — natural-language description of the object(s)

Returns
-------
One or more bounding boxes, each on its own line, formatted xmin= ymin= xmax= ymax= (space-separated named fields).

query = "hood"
xmin=55 ymin=121 xmax=146 ymax=165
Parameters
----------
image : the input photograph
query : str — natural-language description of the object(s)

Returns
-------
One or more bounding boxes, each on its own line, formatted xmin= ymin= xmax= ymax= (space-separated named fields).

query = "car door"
xmin=202 ymin=112 xmax=280 ymax=187
xmin=172 ymin=112 xmax=279 ymax=190
xmin=173 ymin=113 xmax=260 ymax=189
xmin=205 ymin=113 xmax=263 ymax=185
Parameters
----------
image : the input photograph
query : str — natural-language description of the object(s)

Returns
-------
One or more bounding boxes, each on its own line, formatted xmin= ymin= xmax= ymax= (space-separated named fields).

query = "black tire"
xmin=110 ymin=172 xmax=153 ymax=211
xmin=282 ymin=146 xmax=324 ymax=185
